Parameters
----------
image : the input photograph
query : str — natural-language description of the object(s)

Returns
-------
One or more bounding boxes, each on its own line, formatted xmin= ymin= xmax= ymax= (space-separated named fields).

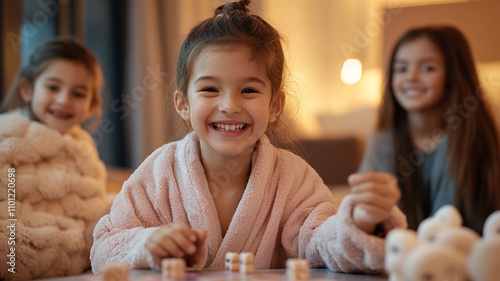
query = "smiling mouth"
xmin=212 ymin=123 xmax=248 ymax=132
xmin=50 ymin=110 xmax=73 ymax=119
xmin=403 ymin=89 xmax=426 ymax=97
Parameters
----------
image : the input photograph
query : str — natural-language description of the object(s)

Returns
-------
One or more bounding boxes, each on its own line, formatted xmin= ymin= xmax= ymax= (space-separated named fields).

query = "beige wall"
xmin=384 ymin=0 xmax=500 ymax=65
xmin=259 ymin=0 xmax=500 ymax=138
xmin=165 ymin=0 xmax=500 ymax=140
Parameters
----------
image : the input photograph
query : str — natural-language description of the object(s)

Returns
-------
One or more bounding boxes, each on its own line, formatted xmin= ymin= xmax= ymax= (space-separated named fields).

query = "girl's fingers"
xmin=350 ymin=182 xmax=400 ymax=202
xmin=171 ymin=231 xmax=197 ymax=255
xmin=349 ymin=172 xmax=397 ymax=186
xmin=354 ymin=203 xmax=390 ymax=225
xmin=349 ymin=192 xmax=396 ymax=211
xmin=146 ymin=223 xmax=202 ymax=260
xmin=174 ymin=225 xmax=196 ymax=243
xmin=350 ymin=182 xmax=399 ymax=197
xmin=349 ymin=174 xmax=401 ymax=202
xmin=146 ymin=240 xmax=169 ymax=260
xmin=146 ymin=234 xmax=184 ymax=259
xmin=193 ymin=228 xmax=208 ymax=245
xmin=160 ymin=238 xmax=185 ymax=258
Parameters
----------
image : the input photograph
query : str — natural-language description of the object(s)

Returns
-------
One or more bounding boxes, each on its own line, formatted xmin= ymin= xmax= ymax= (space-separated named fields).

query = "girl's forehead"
xmin=395 ymin=37 xmax=443 ymax=62
xmin=198 ymin=43 xmax=254 ymax=58
xmin=398 ymin=37 xmax=440 ymax=55
xmin=192 ymin=45 xmax=265 ymax=74
xmin=42 ymin=58 xmax=88 ymax=70
xmin=36 ymin=59 xmax=95 ymax=83
xmin=35 ymin=59 xmax=94 ymax=88
xmin=42 ymin=58 xmax=94 ymax=76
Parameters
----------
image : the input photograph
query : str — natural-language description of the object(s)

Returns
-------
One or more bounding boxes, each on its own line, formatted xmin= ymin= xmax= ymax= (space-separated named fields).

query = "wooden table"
xmin=37 ymin=269 xmax=388 ymax=281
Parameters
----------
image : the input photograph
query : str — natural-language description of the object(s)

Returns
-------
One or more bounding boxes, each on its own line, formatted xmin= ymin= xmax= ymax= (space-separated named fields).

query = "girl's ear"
xmin=269 ymin=91 xmax=285 ymax=123
xmin=19 ymin=78 xmax=33 ymax=103
xmin=88 ymin=95 xmax=103 ymax=119
xmin=174 ymin=90 xmax=190 ymax=121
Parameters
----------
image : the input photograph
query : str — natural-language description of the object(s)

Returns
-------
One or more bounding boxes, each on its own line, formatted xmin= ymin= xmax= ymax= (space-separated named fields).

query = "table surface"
xmin=37 ymin=269 xmax=388 ymax=281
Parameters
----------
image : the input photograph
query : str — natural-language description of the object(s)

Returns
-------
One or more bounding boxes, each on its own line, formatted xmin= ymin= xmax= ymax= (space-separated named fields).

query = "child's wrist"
xmin=352 ymin=206 xmax=377 ymax=234
xmin=354 ymin=219 xmax=376 ymax=234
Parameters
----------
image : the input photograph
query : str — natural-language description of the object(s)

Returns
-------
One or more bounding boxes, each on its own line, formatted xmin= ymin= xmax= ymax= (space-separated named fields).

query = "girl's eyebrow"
xmin=194 ymin=75 xmax=268 ymax=87
xmin=193 ymin=75 xmax=217 ymax=85
xmin=394 ymin=57 xmax=441 ymax=64
xmin=44 ymin=77 xmax=62 ymax=83
xmin=44 ymin=77 xmax=89 ymax=91
xmin=244 ymin=77 xmax=268 ymax=87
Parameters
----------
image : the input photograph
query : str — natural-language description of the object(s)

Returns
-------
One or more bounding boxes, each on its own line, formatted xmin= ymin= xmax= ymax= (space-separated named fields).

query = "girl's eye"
xmin=422 ymin=65 xmax=436 ymax=72
xmin=46 ymin=85 xmax=59 ymax=92
xmin=393 ymin=66 xmax=407 ymax=73
xmin=242 ymin=88 xmax=259 ymax=94
xmin=73 ymin=92 xmax=87 ymax=98
xmin=201 ymin=87 xmax=218 ymax=92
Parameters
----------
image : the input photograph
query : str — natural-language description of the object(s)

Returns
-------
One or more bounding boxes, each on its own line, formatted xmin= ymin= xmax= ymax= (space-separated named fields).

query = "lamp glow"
xmin=341 ymin=59 xmax=362 ymax=84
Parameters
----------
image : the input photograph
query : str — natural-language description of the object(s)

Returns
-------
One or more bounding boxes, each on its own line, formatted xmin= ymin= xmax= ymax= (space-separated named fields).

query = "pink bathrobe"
xmin=91 ymin=132 xmax=406 ymax=274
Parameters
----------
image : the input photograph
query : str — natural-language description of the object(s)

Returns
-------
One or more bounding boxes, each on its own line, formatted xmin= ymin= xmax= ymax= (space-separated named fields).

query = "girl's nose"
xmin=407 ymin=67 xmax=419 ymax=81
xmin=55 ymin=91 xmax=71 ymax=105
xmin=219 ymin=93 xmax=241 ymax=114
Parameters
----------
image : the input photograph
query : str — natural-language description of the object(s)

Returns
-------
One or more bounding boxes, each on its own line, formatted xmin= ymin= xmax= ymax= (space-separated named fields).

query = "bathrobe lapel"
xmin=175 ymin=132 xmax=222 ymax=266
xmin=175 ymin=132 xmax=279 ymax=268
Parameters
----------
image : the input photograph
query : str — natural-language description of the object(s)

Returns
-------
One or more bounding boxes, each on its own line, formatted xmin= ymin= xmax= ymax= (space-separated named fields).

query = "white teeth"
xmin=52 ymin=111 xmax=72 ymax=118
xmin=404 ymin=89 xmax=424 ymax=96
xmin=213 ymin=123 xmax=246 ymax=132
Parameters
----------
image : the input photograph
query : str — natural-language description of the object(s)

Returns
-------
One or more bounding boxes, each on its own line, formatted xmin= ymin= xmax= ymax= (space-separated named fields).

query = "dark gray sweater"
xmin=358 ymin=131 xmax=454 ymax=224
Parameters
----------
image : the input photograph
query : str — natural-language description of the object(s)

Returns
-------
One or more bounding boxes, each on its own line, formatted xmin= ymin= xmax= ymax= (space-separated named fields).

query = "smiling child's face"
xmin=21 ymin=59 xmax=95 ymax=134
xmin=392 ymin=36 xmax=447 ymax=113
xmin=176 ymin=44 xmax=282 ymax=159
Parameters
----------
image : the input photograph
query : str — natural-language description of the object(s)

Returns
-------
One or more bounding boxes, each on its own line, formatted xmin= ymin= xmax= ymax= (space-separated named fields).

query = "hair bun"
xmin=215 ymin=0 xmax=251 ymax=16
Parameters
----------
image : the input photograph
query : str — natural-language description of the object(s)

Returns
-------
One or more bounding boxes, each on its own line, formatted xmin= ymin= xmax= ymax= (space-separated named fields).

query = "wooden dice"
xmin=286 ymin=259 xmax=310 ymax=280
xmin=162 ymin=258 xmax=186 ymax=279
xmin=100 ymin=263 xmax=130 ymax=281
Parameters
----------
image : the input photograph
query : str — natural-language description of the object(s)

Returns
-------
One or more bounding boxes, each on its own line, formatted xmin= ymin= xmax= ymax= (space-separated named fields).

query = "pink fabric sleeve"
xmin=307 ymin=194 xmax=407 ymax=273
xmin=90 ymin=187 xmax=160 ymax=274
xmin=275 ymin=153 xmax=406 ymax=273
xmin=90 ymin=147 xmax=208 ymax=274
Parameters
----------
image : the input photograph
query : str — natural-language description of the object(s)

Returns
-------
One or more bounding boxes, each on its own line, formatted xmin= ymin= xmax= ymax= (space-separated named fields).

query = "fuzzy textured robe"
xmin=0 ymin=110 xmax=107 ymax=280
xmin=91 ymin=132 xmax=406 ymax=274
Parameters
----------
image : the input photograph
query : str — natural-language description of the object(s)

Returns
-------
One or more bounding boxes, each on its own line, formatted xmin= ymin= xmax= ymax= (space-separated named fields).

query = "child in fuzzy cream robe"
xmin=0 ymin=38 xmax=108 ymax=280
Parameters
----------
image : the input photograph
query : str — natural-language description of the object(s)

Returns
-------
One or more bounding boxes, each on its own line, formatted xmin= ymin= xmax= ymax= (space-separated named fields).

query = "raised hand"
xmin=347 ymin=172 xmax=401 ymax=234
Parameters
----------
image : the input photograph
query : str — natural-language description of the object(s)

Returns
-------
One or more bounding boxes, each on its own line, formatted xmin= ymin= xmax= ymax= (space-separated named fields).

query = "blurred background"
xmin=1 ymin=0 xmax=499 ymax=190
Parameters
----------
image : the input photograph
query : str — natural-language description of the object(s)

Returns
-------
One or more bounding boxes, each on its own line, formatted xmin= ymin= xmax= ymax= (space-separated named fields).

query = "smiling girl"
xmin=356 ymin=25 xmax=500 ymax=234
xmin=91 ymin=0 xmax=405 ymax=274
xmin=0 ymin=38 xmax=108 ymax=280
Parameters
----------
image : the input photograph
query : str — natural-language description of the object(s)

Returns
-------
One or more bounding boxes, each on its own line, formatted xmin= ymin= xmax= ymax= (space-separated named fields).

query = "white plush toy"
xmin=385 ymin=229 xmax=419 ymax=281
xmin=434 ymin=226 xmax=480 ymax=256
xmin=417 ymin=205 xmax=464 ymax=243
xmin=466 ymin=239 xmax=500 ymax=281
xmin=417 ymin=217 xmax=451 ymax=243
xmin=433 ymin=205 xmax=463 ymax=227
xmin=403 ymin=244 xmax=467 ymax=281
xmin=483 ymin=210 xmax=500 ymax=240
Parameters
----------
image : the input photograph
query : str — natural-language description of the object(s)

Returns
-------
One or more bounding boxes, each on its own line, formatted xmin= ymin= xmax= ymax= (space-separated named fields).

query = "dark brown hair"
xmin=2 ymin=37 xmax=103 ymax=118
xmin=379 ymin=25 xmax=500 ymax=233
xmin=176 ymin=0 xmax=293 ymax=145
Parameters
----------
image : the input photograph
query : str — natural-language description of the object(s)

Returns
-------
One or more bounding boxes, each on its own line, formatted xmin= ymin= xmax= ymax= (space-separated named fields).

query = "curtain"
xmin=123 ymin=0 xmax=217 ymax=168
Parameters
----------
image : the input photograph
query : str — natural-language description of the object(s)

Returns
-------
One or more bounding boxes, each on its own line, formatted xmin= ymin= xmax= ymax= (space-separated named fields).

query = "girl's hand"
xmin=347 ymin=172 xmax=401 ymax=234
xmin=146 ymin=223 xmax=207 ymax=262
